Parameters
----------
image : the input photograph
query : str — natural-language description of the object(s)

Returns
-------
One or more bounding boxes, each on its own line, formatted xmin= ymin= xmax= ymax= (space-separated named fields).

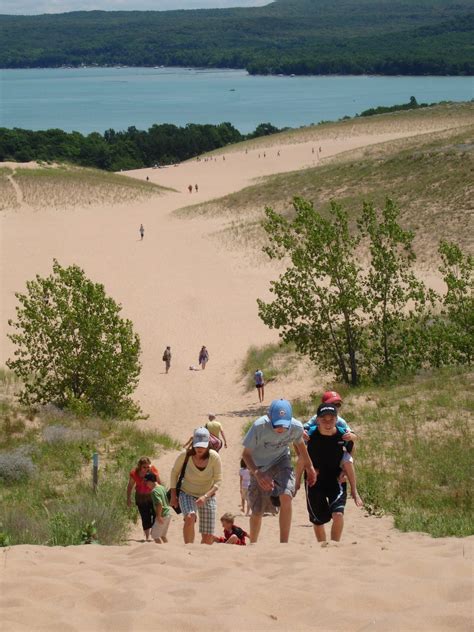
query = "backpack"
xmin=208 ymin=433 xmax=222 ymax=452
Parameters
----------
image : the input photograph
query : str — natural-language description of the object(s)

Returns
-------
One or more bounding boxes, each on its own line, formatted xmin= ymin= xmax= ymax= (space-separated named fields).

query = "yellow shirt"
xmin=206 ymin=420 xmax=222 ymax=437
xmin=170 ymin=450 xmax=222 ymax=497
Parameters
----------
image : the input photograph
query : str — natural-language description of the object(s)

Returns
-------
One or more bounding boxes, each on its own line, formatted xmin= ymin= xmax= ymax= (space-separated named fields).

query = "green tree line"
xmin=0 ymin=122 xmax=281 ymax=171
xmin=0 ymin=0 xmax=473 ymax=75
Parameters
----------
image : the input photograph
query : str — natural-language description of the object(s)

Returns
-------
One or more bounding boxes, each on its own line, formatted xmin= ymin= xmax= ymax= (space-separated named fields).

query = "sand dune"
xmin=0 ymin=120 xmax=472 ymax=631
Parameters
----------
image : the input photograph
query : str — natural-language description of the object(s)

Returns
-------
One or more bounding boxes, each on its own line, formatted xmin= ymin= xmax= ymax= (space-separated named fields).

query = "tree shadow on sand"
xmin=224 ymin=405 xmax=266 ymax=418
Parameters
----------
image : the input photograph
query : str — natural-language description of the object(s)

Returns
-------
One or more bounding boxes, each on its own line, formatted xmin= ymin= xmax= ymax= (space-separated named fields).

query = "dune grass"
xmin=204 ymin=102 xmax=474 ymax=155
xmin=287 ymin=366 xmax=473 ymax=537
xmin=5 ymin=164 xmax=168 ymax=211
xmin=0 ymin=374 xmax=180 ymax=546
xmin=0 ymin=167 xmax=19 ymax=211
xmin=352 ymin=367 xmax=473 ymax=537
xmin=240 ymin=342 xmax=298 ymax=391
xmin=180 ymin=120 xmax=474 ymax=262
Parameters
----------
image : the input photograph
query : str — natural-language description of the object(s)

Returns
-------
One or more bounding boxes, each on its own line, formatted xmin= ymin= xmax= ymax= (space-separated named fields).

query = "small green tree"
xmin=7 ymin=260 xmax=142 ymax=419
xmin=358 ymin=199 xmax=435 ymax=379
xmin=434 ymin=241 xmax=473 ymax=365
xmin=258 ymin=197 xmax=441 ymax=385
xmin=257 ymin=198 xmax=366 ymax=385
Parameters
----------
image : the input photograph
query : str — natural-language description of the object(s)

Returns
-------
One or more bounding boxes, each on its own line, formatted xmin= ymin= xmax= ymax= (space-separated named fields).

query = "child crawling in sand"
xmin=214 ymin=512 xmax=248 ymax=545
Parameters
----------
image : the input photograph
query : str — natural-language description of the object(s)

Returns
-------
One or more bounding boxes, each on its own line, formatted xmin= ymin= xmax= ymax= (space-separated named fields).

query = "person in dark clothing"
xmin=296 ymin=403 xmax=349 ymax=542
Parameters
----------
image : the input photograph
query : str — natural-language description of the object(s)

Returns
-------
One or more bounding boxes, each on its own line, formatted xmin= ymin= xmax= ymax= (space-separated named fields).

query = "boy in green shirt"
xmin=145 ymin=471 xmax=171 ymax=544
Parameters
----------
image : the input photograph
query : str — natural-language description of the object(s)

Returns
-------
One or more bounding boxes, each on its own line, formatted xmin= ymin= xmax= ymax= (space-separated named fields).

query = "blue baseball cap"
xmin=268 ymin=399 xmax=292 ymax=428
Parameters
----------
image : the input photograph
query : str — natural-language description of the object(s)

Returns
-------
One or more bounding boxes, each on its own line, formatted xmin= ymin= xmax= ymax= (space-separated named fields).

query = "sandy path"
xmin=1 ymin=128 xmax=472 ymax=632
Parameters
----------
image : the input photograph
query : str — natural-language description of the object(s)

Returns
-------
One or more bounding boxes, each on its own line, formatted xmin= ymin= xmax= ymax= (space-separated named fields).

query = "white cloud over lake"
xmin=1 ymin=0 xmax=270 ymax=14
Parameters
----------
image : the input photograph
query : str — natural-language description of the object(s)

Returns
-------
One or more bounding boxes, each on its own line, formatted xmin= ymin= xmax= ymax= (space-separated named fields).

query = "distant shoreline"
xmin=2 ymin=65 xmax=474 ymax=78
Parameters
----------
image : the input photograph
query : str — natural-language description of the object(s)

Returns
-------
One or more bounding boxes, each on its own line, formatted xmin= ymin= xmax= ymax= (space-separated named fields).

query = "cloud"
xmin=1 ymin=0 xmax=270 ymax=14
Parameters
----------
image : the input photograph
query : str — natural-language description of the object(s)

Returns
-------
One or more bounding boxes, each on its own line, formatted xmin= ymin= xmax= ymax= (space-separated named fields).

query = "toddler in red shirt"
xmin=214 ymin=512 xmax=248 ymax=545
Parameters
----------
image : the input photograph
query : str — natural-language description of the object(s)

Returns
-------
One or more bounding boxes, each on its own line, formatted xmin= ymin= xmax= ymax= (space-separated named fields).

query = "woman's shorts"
xmin=248 ymin=456 xmax=295 ymax=515
xmin=179 ymin=491 xmax=217 ymax=534
xmin=256 ymin=384 xmax=264 ymax=389
xmin=151 ymin=514 xmax=172 ymax=540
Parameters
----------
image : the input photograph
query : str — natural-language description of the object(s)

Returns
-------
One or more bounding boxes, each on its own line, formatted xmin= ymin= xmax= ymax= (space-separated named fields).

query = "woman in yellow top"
xmin=170 ymin=427 xmax=223 ymax=545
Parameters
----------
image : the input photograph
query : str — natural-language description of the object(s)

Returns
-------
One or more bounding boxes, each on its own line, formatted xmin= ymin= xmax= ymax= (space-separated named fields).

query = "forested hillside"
xmin=1 ymin=0 xmax=473 ymax=75
xmin=0 ymin=122 xmax=281 ymax=171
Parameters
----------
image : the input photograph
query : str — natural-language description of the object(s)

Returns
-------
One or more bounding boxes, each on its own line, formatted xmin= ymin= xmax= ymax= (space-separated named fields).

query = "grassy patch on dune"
xmin=205 ymin=102 xmax=474 ymax=154
xmin=240 ymin=342 xmax=298 ymax=391
xmin=0 ymin=167 xmax=19 ymax=211
xmin=180 ymin=122 xmax=474 ymax=261
xmin=0 ymin=371 xmax=180 ymax=546
xmin=291 ymin=366 xmax=473 ymax=537
xmin=9 ymin=165 xmax=167 ymax=210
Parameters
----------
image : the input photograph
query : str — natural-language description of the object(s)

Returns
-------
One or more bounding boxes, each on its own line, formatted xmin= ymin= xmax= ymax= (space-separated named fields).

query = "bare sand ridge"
xmin=1 ymin=120 xmax=472 ymax=631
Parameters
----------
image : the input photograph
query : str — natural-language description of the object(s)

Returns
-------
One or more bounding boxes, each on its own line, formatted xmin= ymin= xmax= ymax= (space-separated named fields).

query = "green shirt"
xmin=151 ymin=484 xmax=171 ymax=518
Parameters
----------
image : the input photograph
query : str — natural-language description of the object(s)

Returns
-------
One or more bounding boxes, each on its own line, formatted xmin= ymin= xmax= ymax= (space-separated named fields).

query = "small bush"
xmin=0 ymin=448 xmax=36 ymax=483
xmin=42 ymin=425 xmax=99 ymax=444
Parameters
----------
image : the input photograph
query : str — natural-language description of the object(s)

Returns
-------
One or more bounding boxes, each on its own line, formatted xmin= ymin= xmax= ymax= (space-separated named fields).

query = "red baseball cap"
xmin=321 ymin=390 xmax=342 ymax=405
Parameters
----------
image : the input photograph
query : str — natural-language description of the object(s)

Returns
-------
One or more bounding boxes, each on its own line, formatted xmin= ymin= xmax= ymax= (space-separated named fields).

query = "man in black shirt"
xmin=297 ymin=403 xmax=348 ymax=542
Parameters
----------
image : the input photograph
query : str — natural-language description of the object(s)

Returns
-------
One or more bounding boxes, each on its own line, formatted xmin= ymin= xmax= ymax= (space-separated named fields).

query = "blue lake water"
xmin=0 ymin=67 xmax=472 ymax=134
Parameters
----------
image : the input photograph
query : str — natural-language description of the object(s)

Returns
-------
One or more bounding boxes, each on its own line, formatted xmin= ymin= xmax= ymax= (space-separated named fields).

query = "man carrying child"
xmin=297 ymin=403 xmax=354 ymax=542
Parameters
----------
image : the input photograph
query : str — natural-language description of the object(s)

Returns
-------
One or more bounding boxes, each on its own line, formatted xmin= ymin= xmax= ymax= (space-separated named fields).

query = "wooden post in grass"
xmin=92 ymin=453 xmax=99 ymax=493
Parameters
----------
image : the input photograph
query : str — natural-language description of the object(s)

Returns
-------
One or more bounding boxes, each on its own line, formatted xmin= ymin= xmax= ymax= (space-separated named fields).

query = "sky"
xmin=0 ymin=0 xmax=270 ymax=14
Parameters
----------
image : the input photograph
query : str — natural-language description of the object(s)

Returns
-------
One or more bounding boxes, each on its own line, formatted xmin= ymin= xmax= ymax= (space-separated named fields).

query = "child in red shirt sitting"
xmin=214 ymin=512 xmax=248 ymax=545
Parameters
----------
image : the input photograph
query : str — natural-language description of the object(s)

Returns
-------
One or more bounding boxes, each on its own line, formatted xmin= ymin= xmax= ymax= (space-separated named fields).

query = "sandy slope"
xmin=0 ymin=125 xmax=472 ymax=632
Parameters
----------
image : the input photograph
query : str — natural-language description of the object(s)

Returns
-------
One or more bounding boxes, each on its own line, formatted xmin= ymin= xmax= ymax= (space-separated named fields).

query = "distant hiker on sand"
xmin=183 ymin=413 xmax=227 ymax=452
xmin=206 ymin=413 xmax=227 ymax=452
xmin=170 ymin=427 xmax=222 ymax=545
xmin=195 ymin=184 xmax=199 ymax=192
xmin=242 ymin=399 xmax=316 ymax=543
xmin=162 ymin=346 xmax=171 ymax=374
xmin=254 ymin=369 xmax=265 ymax=403
xmin=139 ymin=224 xmax=145 ymax=240
xmin=188 ymin=184 xmax=193 ymax=193
xmin=239 ymin=459 xmax=251 ymax=515
xmin=297 ymin=403 xmax=352 ymax=543
xmin=199 ymin=346 xmax=209 ymax=370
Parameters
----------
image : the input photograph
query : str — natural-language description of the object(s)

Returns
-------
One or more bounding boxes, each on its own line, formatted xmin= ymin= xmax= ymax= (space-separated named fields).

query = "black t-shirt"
xmin=307 ymin=426 xmax=345 ymax=484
